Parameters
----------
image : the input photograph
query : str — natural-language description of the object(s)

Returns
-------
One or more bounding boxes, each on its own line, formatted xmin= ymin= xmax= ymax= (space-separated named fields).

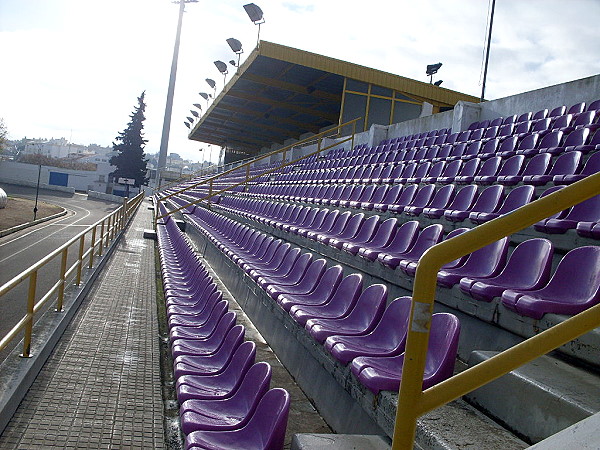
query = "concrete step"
xmin=527 ymin=412 xmax=600 ymax=450
xmin=465 ymin=350 xmax=600 ymax=444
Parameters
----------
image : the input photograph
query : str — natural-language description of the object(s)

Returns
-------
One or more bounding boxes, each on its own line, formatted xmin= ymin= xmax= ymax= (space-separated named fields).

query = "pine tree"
xmin=110 ymin=92 xmax=149 ymax=187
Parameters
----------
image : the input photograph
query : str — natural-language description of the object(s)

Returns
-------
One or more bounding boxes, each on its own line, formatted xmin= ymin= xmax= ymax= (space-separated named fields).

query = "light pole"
xmin=156 ymin=0 xmax=198 ymax=190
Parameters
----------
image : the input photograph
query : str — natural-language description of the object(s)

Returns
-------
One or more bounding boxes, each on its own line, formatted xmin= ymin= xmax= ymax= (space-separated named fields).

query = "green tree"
xmin=110 ymin=92 xmax=149 ymax=187
xmin=0 ymin=118 xmax=7 ymax=154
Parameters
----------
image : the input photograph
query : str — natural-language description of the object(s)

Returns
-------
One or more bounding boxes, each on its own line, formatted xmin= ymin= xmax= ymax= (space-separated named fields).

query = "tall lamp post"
xmin=156 ymin=0 xmax=198 ymax=190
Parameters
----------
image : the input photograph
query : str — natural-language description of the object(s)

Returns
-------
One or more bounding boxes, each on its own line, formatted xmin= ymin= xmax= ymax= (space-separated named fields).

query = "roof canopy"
xmin=188 ymin=41 xmax=479 ymax=157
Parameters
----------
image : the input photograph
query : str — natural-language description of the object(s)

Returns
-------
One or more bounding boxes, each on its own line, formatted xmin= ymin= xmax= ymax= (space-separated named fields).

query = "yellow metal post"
xmin=56 ymin=248 xmax=68 ymax=312
xmin=98 ymin=220 xmax=105 ymax=256
xmin=21 ymin=271 xmax=37 ymax=358
xmin=89 ymin=226 xmax=97 ymax=268
xmin=76 ymin=235 xmax=85 ymax=286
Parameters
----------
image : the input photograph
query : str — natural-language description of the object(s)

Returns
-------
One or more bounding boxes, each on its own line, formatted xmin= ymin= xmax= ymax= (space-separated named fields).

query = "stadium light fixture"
xmin=205 ymin=78 xmax=217 ymax=97
xmin=190 ymin=110 xmax=199 ymax=118
xmin=214 ymin=60 xmax=228 ymax=85
xmin=184 ymin=121 xmax=191 ymax=129
xmin=434 ymin=80 xmax=443 ymax=86
xmin=243 ymin=3 xmax=264 ymax=46
xmin=426 ymin=62 xmax=442 ymax=84
xmin=227 ymin=38 xmax=244 ymax=68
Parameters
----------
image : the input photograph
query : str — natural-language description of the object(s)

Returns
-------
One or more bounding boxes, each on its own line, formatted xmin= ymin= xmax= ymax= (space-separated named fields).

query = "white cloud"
xmin=1 ymin=0 xmax=599 ymax=163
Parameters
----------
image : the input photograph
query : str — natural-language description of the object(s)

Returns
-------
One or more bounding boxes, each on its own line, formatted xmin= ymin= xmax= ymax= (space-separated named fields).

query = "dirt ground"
xmin=0 ymin=196 xmax=63 ymax=232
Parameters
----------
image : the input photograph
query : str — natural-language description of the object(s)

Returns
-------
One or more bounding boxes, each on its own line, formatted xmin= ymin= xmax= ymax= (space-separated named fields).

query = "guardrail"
xmin=155 ymin=118 xmax=361 ymax=220
xmin=392 ymin=172 xmax=600 ymax=449
xmin=0 ymin=192 xmax=144 ymax=358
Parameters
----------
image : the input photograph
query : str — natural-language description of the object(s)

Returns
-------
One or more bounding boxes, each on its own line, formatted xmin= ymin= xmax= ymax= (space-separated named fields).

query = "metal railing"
xmin=0 ymin=192 xmax=144 ymax=358
xmin=155 ymin=118 xmax=361 ymax=220
xmin=392 ymin=172 xmax=600 ymax=449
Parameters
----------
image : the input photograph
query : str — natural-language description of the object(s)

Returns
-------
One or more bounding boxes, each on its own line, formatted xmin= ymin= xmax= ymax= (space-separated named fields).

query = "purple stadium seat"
xmin=305 ymin=210 xmax=343 ymax=240
xmin=476 ymin=154 xmax=524 ymax=185
xmin=171 ymin=324 xmax=244 ymax=360
xmin=459 ymin=239 xmax=553 ymax=302
xmin=469 ymin=184 xmax=535 ymax=224
xmin=373 ymin=184 xmax=404 ymax=212
xmin=406 ymin=184 xmax=454 ymax=217
xmin=169 ymin=310 xmax=235 ymax=345
xmin=435 ymin=159 xmax=463 ymax=184
xmin=444 ymin=185 xmax=504 ymax=222
xmin=317 ymin=212 xmax=365 ymax=246
xmin=262 ymin=253 xmax=325 ymax=297
xmin=568 ymin=102 xmax=586 ymax=115
xmin=554 ymin=151 xmax=600 ymax=185
xmin=421 ymin=160 xmax=446 ymax=183
xmin=326 ymin=297 xmax=412 ymax=365
xmin=442 ymin=158 xmax=480 ymax=184
xmin=306 ymin=284 xmax=388 ymax=343
xmin=423 ymin=184 xmax=478 ymax=219
xmin=523 ymin=150 xmax=582 ymax=186
xmin=549 ymin=106 xmax=567 ymax=117
xmin=184 ymin=388 xmax=290 ymax=450
xmin=343 ymin=217 xmax=397 ymax=255
xmin=502 ymin=246 xmax=600 ymax=319
xmin=358 ymin=220 xmax=420 ymax=262
xmin=388 ymin=184 xmax=435 ymax=214
xmin=176 ymin=341 xmax=256 ymax=403
xmin=277 ymin=265 xmax=343 ymax=312
xmin=494 ymin=135 xmax=519 ymax=158
xmin=459 ymin=141 xmax=483 ymax=160
xmin=351 ymin=313 xmax=460 ymax=394
xmin=445 ymin=143 xmax=468 ymax=161
xmin=456 ymin=156 xmax=501 ymax=184
xmin=329 ymin=215 xmax=380 ymax=249
xmin=534 ymin=193 xmax=600 ymax=234
xmin=378 ymin=224 xmax=444 ymax=269
xmin=393 ymin=162 xmax=418 ymax=183
xmin=361 ymin=184 xmax=390 ymax=209
xmin=436 ymin=237 xmax=509 ymax=287
xmin=179 ymin=362 xmax=272 ymax=435
xmin=497 ymin=152 xmax=551 ymax=186
xmin=289 ymin=273 xmax=363 ymax=326
xmin=384 ymin=184 xmax=418 ymax=212
xmin=256 ymin=252 xmax=313 ymax=290
xmin=532 ymin=109 xmax=549 ymax=120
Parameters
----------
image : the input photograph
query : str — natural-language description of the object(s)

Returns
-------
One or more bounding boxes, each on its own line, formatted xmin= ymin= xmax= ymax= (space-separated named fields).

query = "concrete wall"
xmin=0 ymin=160 xmax=106 ymax=193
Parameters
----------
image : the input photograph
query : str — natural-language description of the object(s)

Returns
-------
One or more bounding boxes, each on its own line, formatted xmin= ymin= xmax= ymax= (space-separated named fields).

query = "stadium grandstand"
xmin=154 ymin=39 xmax=600 ymax=449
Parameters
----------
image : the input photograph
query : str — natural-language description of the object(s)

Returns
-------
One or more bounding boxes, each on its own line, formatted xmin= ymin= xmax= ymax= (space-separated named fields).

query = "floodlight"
xmin=434 ymin=80 xmax=443 ymax=86
xmin=199 ymin=92 xmax=210 ymax=100
xmin=229 ymin=60 xmax=237 ymax=67
xmin=186 ymin=116 xmax=194 ymax=123
xmin=190 ymin=110 xmax=199 ymax=118
xmin=205 ymin=78 xmax=216 ymax=89
xmin=227 ymin=38 xmax=243 ymax=54
xmin=214 ymin=61 xmax=228 ymax=74
xmin=184 ymin=122 xmax=191 ymax=129
xmin=426 ymin=62 xmax=442 ymax=76
xmin=193 ymin=103 xmax=202 ymax=110
xmin=243 ymin=3 xmax=264 ymax=24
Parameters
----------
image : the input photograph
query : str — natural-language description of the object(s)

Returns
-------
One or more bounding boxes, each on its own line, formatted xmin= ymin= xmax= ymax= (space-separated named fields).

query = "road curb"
xmin=0 ymin=209 xmax=68 ymax=238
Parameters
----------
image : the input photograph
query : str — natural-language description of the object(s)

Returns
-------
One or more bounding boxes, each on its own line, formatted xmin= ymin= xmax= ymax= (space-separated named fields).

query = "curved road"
xmin=0 ymin=185 xmax=120 ymax=361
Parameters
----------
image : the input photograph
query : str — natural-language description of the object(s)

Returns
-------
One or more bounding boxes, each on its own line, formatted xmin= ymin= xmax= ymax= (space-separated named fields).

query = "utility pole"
xmin=156 ymin=0 xmax=198 ymax=189
xmin=480 ymin=0 xmax=496 ymax=103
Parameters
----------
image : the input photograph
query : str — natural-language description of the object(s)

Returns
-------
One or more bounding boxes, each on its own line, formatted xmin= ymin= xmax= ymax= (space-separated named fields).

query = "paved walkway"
xmin=0 ymin=200 xmax=165 ymax=449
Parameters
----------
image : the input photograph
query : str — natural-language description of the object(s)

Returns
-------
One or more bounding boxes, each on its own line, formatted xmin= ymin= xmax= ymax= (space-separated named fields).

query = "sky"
xmin=1 ymin=0 xmax=599 ymax=164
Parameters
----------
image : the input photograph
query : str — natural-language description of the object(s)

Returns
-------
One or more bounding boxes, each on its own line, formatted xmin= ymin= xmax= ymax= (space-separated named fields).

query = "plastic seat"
xmin=497 ymin=152 xmax=550 ymax=186
xmin=256 ymin=252 xmax=313 ymax=290
xmin=456 ymin=156 xmax=501 ymax=184
xmin=459 ymin=239 xmax=553 ymax=302
xmin=361 ymin=184 xmax=390 ymax=210
xmin=351 ymin=313 xmax=460 ymax=394
xmin=436 ymin=237 xmax=509 ymax=287
xmin=305 ymin=210 xmax=343 ymax=240
xmin=176 ymin=342 xmax=256 ymax=403
xmin=469 ymin=184 xmax=535 ymax=224
xmin=248 ymin=246 xmax=300 ymax=281
xmin=306 ymin=284 xmax=388 ymax=343
xmin=326 ymin=297 xmax=412 ymax=365
xmin=277 ymin=265 xmax=343 ymax=312
xmin=171 ymin=322 xmax=244 ymax=360
xmin=184 ymin=388 xmax=290 ymax=450
xmin=372 ymin=184 xmax=404 ymax=212
xmin=502 ymin=246 xmax=600 ymax=319
xmin=391 ymin=184 xmax=436 ymax=215
xmin=535 ymin=193 xmax=600 ymax=234
xmin=343 ymin=217 xmax=397 ymax=255
xmin=289 ymin=273 xmax=363 ymax=326
xmin=179 ymin=362 xmax=272 ymax=435
xmin=444 ymin=185 xmax=504 ymax=222
xmin=316 ymin=212 xmax=364 ymax=246
xmin=348 ymin=184 xmax=377 ymax=208
xmin=404 ymin=161 xmax=432 ymax=184
xmin=421 ymin=160 xmax=446 ymax=183
xmin=423 ymin=184 xmax=477 ymax=219
xmin=378 ymin=224 xmax=444 ymax=269
xmin=358 ymin=220 xmax=420 ymax=262
xmin=265 ymin=258 xmax=327 ymax=300
xmin=476 ymin=154 xmax=524 ymax=185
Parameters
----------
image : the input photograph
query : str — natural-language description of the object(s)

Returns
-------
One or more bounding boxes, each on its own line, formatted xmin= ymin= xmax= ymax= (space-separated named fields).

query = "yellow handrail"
xmin=155 ymin=117 xmax=361 ymax=209
xmin=0 ymin=192 xmax=144 ymax=357
xmin=392 ymin=172 xmax=600 ymax=449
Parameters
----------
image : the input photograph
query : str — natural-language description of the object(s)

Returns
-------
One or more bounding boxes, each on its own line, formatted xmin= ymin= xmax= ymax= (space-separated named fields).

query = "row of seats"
xmin=277 ymin=133 xmax=600 ymax=184
xmin=210 ymin=195 xmax=600 ymax=319
xmin=181 ymin=204 xmax=461 ymax=394
xmin=225 ymin=182 xmax=600 ymax=235
xmin=156 ymin=208 xmax=290 ymax=450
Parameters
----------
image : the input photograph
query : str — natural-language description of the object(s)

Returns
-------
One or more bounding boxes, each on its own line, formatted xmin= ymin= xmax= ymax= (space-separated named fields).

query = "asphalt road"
xmin=0 ymin=185 xmax=119 ymax=361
